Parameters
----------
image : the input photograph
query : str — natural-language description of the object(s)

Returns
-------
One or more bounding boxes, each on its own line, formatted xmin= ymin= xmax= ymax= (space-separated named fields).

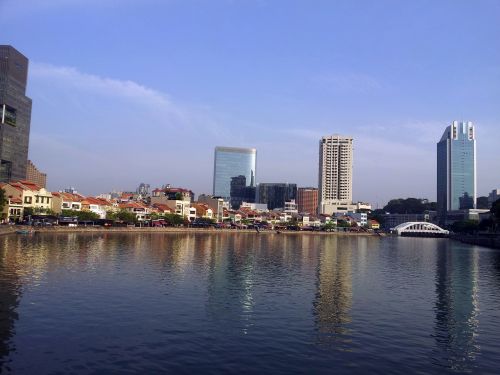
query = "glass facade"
xmin=213 ymin=147 xmax=257 ymax=200
xmin=437 ymin=122 xmax=476 ymax=218
xmin=0 ymin=46 xmax=31 ymax=182
xmin=230 ymin=175 xmax=256 ymax=209
xmin=257 ymin=183 xmax=297 ymax=210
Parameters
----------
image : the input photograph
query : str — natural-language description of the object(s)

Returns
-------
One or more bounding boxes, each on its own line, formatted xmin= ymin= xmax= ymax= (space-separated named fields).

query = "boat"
xmin=16 ymin=229 xmax=34 ymax=235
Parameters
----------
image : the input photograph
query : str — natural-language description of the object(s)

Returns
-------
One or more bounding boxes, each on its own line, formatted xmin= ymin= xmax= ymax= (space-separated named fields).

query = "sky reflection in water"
xmin=1 ymin=233 xmax=499 ymax=374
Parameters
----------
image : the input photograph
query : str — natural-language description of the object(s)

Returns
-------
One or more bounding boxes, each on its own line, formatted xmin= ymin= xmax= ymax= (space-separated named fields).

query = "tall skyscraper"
xmin=0 ymin=46 xmax=32 ymax=182
xmin=213 ymin=146 xmax=257 ymax=200
xmin=297 ymin=187 xmax=319 ymax=214
xmin=437 ymin=121 xmax=476 ymax=219
xmin=318 ymin=135 xmax=353 ymax=214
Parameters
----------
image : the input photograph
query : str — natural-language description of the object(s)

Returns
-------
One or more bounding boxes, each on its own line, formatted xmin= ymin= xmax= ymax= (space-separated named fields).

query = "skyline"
xmin=1 ymin=0 xmax=499 ymax=205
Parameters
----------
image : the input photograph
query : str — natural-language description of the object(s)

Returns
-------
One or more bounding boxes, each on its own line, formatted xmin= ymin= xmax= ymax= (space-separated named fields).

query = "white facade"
xmin=240 ymin=202 xmax=269 ymax=212
xmin=87 ymin=204 xmax=107 ymax=219
xmin=284 ymin=200 xmax=298 ymax=214
xmin=347 ymin=212 xmax=368 ymax=226
xmin=318 ymin=135 xmax=353 ymax=214
xmin=320 ymin=202 xmax=357 ymax=216
xmin=188 ymin=207 xmax=197 ymax=222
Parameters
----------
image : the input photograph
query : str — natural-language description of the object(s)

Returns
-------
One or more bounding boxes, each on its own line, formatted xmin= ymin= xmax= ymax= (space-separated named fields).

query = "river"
xmin=1 ymin=233 xmax=499 ymax=374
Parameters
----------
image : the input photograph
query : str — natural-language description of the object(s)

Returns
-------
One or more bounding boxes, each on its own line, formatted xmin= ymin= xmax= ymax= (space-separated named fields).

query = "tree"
xmin=34 ymin=207 xmax=56 ymax=215
xmin=106 ymin=209 xmax=137 ymax=223
xmin=23 ymin=207 xmax=34 ymax=217
xmin=117 ymin=210 xmax=137 ymax=223
xmin=478 ymin=218 xmax=494 ymax=231
xmin=323 ymin=221 xmax=336 ymax=231
xmin=0 ymin=188 xmax=7 ymax=220
xmin=369 ymin=209 xmax=386 ymax=225
xmin=337 ymin=220 xmax=351 ymax=228
xmin=450 ymin=220 xmax=479 ymax=234
xmin=383 ymin=198 xmax=436 ymax=214
xmin=149 ymin=212 xmax=160 ymax=221
xmin=163 ymin=213 xmax=184 ymax=226
xmin=491 ymin=198 xmax=500 ymax=231
xmin=61 ymin=209 xmax=100 ymax=221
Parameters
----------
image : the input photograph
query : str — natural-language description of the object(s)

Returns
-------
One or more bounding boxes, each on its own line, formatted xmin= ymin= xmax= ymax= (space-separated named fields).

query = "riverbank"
xmin=450 ymin=233 xmax=500 ymax=250
xmin=0 ymin=225 xmax=380 ymax=236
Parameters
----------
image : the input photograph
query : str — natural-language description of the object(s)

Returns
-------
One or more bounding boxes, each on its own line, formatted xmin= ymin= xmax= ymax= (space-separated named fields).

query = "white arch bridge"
xmin=391 ymin=222 xmax=449 ymax=237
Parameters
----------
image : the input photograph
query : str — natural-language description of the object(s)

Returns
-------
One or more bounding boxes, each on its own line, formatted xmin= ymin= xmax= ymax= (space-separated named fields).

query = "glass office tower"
xmin=0 ymin=46 xmax=31 ymax=182
xmin=437 ymin=121 xmax=476 ymax=219
xmin=213 ymin=146 xmax=257 ymax=200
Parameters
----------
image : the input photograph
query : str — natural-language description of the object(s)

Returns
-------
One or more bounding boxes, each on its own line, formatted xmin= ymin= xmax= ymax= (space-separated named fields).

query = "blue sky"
xmin=1 ymin=0 xmax=499 ymax=205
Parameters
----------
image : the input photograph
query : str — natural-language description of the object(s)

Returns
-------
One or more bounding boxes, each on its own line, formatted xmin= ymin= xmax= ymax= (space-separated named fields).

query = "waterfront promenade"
xmin=0 ymin=225 xmax=377 ymax=236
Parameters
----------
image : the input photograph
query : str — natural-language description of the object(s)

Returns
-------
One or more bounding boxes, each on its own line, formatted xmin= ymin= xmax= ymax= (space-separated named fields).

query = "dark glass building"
xmin=213 ymin=146 xmax=257 ymax=200
xmin=257 ymin=183 xmax=297 ymax=210
xmin=230 ymin=175 xmax=256 ymax=209
xmin=437 ymin=121 xmax=476 ymax=220
xmin=0 ymin=46 xmax=31 ymax=182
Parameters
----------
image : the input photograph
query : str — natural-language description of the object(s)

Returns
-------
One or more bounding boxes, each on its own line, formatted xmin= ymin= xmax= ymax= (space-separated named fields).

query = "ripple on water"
xmin=1 ymin=233 xmax=500 ymax=374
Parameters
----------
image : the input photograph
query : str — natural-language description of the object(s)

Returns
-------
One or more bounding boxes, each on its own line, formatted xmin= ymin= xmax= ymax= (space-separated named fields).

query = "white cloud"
xmin=30 ymin=63 xmax=179 ymax=112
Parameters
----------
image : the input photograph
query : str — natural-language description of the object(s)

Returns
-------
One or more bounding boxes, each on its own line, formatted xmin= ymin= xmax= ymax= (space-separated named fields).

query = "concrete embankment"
xmin=0 ymin=226 xmax=18 ymax=236
xmin=450 ymin=233 xmax=500 ymax=250
xmin=0 ymin=226 xmax=379 ymax=236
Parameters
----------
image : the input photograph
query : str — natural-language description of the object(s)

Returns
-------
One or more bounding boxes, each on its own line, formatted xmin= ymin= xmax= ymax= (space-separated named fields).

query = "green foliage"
xmin=107 ymin=209 xmax=137 ymax=223
xmin=383 ymin=198 xmax=436 ymax=214
xmin=34 ymin=207 xmax=56 ymax=215
xmin=149 ymin=212 xmax=160 ymax=221
xmin=337 ymin=220 xmax=351 ymax=228
xmin=368 ymin=209 xmax=386 ymax=225
xmin=0 ymin=188 xmax=7 ymax=215
xmin=323 ymin=222 xmax=337 ymax=230
xmin=163 ymin=213 xmax=184 ymax=226
xmin=61 ymin=209 xmax=100 ymax=221
xmin=478 ymin=218 xmax=494 ymax=231
xmin=450 ymin=220 xmax=479 ymax=234
xmin=491 ymin=199 xmax=500 ymax=222
xmin=23 ymin=207 xmax=34 ymax=217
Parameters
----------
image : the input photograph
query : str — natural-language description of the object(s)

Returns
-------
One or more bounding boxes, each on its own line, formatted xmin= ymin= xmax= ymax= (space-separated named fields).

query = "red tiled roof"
xmin=152 ymin=204 xmax=172 ymax=212
xmin=82 ymin=197 xmax=107 ymax=205
xmin=8 ymin=182 xmax=28 ymax=192
xmin=17 ymin=180 xmax=42 ymax=191
xmin=119 ymin=202 xmax=146 ymax=209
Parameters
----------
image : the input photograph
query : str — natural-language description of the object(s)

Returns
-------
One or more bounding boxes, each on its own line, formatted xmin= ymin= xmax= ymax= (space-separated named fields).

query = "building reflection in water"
xmin=433 ymin=241 xmax=479 ymax=372
xmin=0 ymin=236 xmax=25 ymax=372
xmin=313 ymin=236 xmax=353 ymax=349
xmin=206 ymin=234 xmax=257 ymax=334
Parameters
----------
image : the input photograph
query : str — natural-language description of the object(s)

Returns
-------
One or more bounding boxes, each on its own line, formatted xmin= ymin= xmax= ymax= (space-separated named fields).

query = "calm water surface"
xmin=1 ymin=233 xmax=500 ymax=374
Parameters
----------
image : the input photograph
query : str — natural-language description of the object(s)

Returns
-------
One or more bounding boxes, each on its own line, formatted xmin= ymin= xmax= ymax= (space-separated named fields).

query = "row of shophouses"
xmin=0 ymin=181 xmax=378 ymax=228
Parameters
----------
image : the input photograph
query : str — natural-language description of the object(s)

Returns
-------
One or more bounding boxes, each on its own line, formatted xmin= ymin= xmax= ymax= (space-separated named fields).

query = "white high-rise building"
xmin=437 ymin=121 xmax=476 ymax=220
xmin=318 ymin=135 xmax=353 ymax=215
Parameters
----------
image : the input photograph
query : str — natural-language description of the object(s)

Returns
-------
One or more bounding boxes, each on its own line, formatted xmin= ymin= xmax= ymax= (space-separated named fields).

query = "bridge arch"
xmin=391 ymin=222 xmax=449 ymax=237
